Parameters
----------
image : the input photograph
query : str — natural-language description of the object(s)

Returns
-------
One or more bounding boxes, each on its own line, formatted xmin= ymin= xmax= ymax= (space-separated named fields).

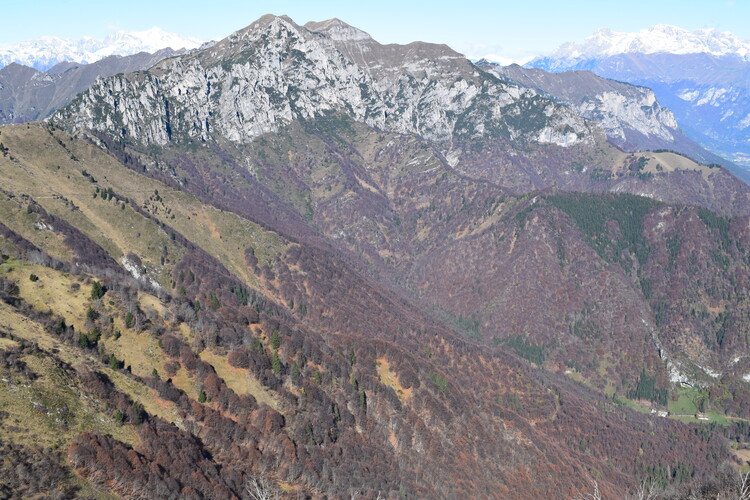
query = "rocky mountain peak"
xmin=53 ymin=14 xmax=589 ymax=149
xmin=480 ymin=61 xmax=688 ymax=152
xmin=305 ymin=18 xmax=373 ymax=41
xmin=0 ymin=62 xmax=41 ymax=80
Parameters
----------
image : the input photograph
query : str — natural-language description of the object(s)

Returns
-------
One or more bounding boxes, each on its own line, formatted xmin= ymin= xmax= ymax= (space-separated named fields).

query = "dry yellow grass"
xmin=102 ymin=327 xmax=162 ymax=379
xmin=0 ymin=123 xmax=287 ymax=293
xmin=5 ymin=263 xmax=89 ymax=331
xmin=0 ymin=337 xmax=19 ymax=349
xmin=0 ymin=126 xmax=186 ymax=288
xmin=734 ymin=447 xmax=750 ymax=468
xmin=0 ymin=302 xmax=72 ymax=361
xmin=376 ymin=357 xmax=412 ymax=403
xmin=139 ymin=293 xmax=167 ymax=318
xmin=0 ymin=194 xmax=74 ymax=262
xmin=200 ymin=349 xmax=284 ymax=412
xmin=0 ymin=303 xmax=138 ymax=449
xmin=0 ymin=283 xmax=182 ymax=430
xmin=168 ymin=364 xmax=201 ymax=401
xmin=644 ymin=152 xmax=708 ymax=174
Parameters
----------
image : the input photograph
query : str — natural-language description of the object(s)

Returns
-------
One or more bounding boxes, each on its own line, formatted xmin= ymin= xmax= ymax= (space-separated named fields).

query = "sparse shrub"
xmin=163 ymin=360 xmax=180 ymax=377
xmin=113 ymin=409 xmax=124 ymax=425
xmin=108 ymin=353 xmax=121 ymax=370
xmin=124 ymin=311 xmax=134 ymax=328
xmin=90 ymin=280 xmax=105 ymax=299
xmin=271 ymin=351 xmax=282 ymax=375
xmin=429 ymin=373 xmax=449 ymax=394
xmin=270 ymin=330 xmax=281 ymax=350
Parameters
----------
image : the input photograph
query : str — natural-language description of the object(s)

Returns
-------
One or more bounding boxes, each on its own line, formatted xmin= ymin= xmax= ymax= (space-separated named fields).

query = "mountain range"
xmin=0 ymin=48 xmax=188 ymax=124
xmin=1 ymin=14 xmax=750 ymax=499
xmin=529 ymin=24 xmax=750 ymax=169
xmin=539 ymin=24 xmax=750 ymax=63
xmin=0 ymin=27 xmax=204 ymax=71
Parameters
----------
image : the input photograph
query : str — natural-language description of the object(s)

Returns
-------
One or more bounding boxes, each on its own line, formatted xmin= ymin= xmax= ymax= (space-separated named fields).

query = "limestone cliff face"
xmin=53 ymin=15 xmax=589 ymax=150
xmin=529 ymin=50 xmax=750 ymax=169
xmin=482 ymin=63 xmax=682 ymax=148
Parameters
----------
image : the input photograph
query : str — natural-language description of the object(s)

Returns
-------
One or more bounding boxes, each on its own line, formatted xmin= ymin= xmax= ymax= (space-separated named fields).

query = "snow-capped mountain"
xmin=529 ymin=25 xmax=750 ymax=170
xmin=545 ymin=24 xmax=750 ymax=68
xmin=0 ymin=28 xmax=204 ymax=71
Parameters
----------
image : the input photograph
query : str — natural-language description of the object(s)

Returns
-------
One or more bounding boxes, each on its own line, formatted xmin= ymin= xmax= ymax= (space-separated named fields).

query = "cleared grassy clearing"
xmin=376 ymin=357 xmax=412 ymax=403
xmin=0 ymin=286 xmax=183 ymax=429
xmin=5 ymin=263 xmax=89 ymax=331
xmin=0 ymin=123 xmax=287 ymax=293
xmin=200 ymin=349 xmax=283 ymax=412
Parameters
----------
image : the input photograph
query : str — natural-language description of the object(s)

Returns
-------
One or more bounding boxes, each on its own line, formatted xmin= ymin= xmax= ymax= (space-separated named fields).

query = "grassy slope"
xmin=200 ymin=349 xmax=283 ymax=412
xmin=0 ymin=123 xmax=287 ymax=292
xmin=1 ymin=257 xmax=294 ymax=439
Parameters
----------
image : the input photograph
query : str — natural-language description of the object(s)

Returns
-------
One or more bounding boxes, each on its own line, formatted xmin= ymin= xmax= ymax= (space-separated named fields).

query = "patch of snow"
xmin=547 ymin=25 xmax=750 ymax=60
xmin=0 ymin=28 xmax=204 ymax=71
xmin=678 ymin=90 xmax=700 ymax=102
xmin=696 ymin=88 xmax=728 ymax=106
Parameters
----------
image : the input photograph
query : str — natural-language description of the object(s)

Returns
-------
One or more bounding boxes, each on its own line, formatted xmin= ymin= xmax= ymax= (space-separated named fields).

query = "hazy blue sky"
xmin=6 ymin=0 xmax=749 ymax=62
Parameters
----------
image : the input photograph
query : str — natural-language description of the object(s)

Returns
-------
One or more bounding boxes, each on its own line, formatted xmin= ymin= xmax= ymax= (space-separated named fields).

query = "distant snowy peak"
xmin=550 ymin=24 xmax=750 ymax=60
xmin=0 ymin=28 xmax=204 ymax=70
xmin=94 ymin=27 xmax=204 ymax=58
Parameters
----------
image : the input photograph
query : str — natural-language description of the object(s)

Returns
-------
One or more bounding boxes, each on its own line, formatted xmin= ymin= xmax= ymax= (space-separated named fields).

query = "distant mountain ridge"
xmin=0 ymin=48 xmax=187 ymax=124
xmin=529 ymin=25 xmax=750 ymax=169
xmin=0 ymin=28 xmax=204 ymax=71
xmin=543 ymin=24 xmax=750 ymax=67
xmin=54 ymin=14 xmax=592 ymax=148
xmin=51 ymin=15 xmax=750 ymax=216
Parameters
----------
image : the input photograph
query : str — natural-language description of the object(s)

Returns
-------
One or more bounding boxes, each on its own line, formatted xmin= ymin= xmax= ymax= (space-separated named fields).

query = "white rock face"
xmin=528 ymin=26 xmax=750 ymax=168
xmin=120 ymin=256 xmax=161 ymax=290
xmin=0 ymin=28 xmax=204 ymax=71
xmin=481 ymin=62 xmax=681 ymax=150
xmin=577 ymin=90 xmax=678 ymax=142
xmin=667 ymin=360 xmax=692 ymax=385
xmin=54 ymin=16 xmax=589 ymax=150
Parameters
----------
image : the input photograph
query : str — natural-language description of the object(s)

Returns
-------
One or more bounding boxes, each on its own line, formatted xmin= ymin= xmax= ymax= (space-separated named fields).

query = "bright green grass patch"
xmin=667 ymin=387 xmax=702 ymax=415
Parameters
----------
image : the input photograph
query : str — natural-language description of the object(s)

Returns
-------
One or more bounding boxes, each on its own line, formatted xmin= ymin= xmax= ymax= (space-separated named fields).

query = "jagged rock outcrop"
xmin=481 ymin=63 xmax=677 ymax=144
xmin=479 ymin=62 xmax=735 ymax=169
xmin=529 ymin=26 xmax=750 ymax=171
xmin=0 ymin=48 xmax=185 ymax=123
xmin=53 ymin=15 xmax=590 ymax=149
